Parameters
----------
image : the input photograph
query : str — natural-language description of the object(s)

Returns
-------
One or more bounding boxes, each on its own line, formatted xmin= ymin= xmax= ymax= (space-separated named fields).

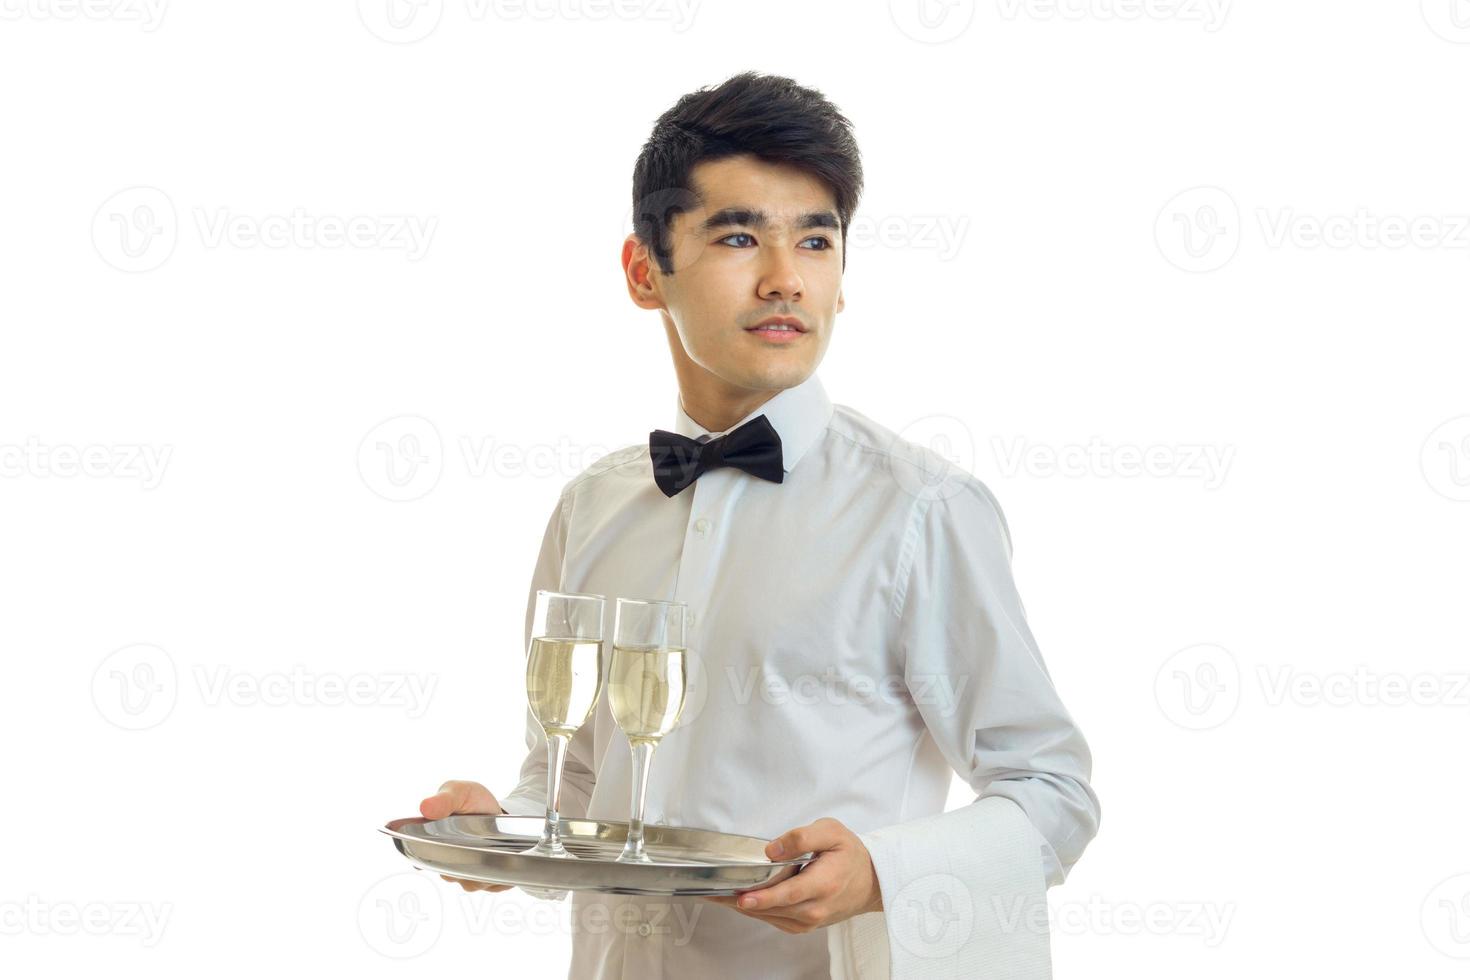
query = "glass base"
xmin=520 ymin=835 xmax=573 ymax=899
xmin=521 ymin=837 xmax=573 ymax=859
xmin=615 ymin=844 xmax=655 ymax=864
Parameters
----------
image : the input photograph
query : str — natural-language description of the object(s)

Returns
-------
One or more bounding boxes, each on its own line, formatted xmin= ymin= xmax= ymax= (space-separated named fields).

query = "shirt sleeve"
xmin=496 ymin=489 xmax=600 ymax=819
xmin=838 ymin=474 xmax=1101 ymax=978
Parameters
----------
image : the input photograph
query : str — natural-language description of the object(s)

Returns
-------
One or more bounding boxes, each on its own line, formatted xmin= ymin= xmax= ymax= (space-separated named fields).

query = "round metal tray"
xmin=380 ymin=814 xmax=813 ymax=896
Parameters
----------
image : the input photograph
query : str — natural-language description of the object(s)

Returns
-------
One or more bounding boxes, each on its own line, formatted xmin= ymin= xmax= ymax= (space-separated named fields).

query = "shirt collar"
xmin=671 ymin=372 xmax=833 ymax=474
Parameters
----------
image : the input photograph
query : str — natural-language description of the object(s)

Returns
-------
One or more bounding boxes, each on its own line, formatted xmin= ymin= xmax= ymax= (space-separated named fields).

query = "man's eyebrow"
xmin=699 ymin=207 xmax=840 ymax=233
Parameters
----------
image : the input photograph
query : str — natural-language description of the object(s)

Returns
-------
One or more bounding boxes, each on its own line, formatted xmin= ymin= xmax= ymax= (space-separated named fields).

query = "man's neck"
xmin=663 ymin=314 xmax=785 ymax=432
xmin=678 ymin=384 xmax=779 ymax=434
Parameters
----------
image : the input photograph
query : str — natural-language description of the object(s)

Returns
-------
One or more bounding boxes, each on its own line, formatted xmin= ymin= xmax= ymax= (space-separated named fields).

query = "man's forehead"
xmin=689 ymin=157 xmax=838 ymax=214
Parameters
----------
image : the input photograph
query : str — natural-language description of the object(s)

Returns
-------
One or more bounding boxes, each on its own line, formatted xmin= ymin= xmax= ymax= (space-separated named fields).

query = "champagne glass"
xmin=521 ymin=590 xmax=605 ymax=859
xmin=608 ymin=597 xmax=689 ymax=864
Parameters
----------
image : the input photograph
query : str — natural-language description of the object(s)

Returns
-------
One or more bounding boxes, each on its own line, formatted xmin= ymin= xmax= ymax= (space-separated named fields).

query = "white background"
xmin=3 ymin=0 xmax=1468 ymax=976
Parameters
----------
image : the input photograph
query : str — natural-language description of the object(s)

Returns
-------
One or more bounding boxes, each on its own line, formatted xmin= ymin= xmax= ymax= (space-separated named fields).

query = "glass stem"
xmin=539 ymin=732 xmax=570 ymax=851
xmin=625 ymin=739 xmax=657 ymax=859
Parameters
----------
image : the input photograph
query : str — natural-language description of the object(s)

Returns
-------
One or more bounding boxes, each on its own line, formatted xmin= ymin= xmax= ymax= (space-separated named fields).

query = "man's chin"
xmin=731 ymin=361 xmax=816 ymax=392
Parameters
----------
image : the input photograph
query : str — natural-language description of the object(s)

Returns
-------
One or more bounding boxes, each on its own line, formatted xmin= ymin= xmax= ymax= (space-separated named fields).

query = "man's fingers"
xmin=420 ymin=780 xmax=501 ymax=820
xmin=419 ymin=781 xmax=469 ymax=820
xmin=735 ymin=903 xmax=823 ymax=931
xmin=420 ymin=781 xmax=509 ymax=894
xmin=737 ymin=874 xmax=817 ymax=912
xmin=736 ymin=859 xmax=836 ymax=913
xmin=707 ymin=892 xmax=827 ymax=932
xmin=765 ymin=817 xmax=844 ymax=861
xmin=438 ymin=874 xmax=509 ymax=893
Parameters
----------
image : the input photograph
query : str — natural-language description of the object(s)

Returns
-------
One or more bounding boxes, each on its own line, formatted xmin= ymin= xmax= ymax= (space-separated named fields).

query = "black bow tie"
xmin=649 ymin=414 xmax=784 ymax=497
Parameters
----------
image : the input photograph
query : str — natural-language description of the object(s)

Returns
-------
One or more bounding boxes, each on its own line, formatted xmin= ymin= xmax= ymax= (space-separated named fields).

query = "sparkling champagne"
xmin=608 ymin=644 xmax=688 ymax=743
xmin=525 ymin=636 xmax=604 ymax=738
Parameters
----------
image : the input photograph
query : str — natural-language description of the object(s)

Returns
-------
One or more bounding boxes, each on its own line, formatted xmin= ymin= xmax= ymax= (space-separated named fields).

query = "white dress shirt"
xmin=498 ymin=371 xmax=1100 ymax=979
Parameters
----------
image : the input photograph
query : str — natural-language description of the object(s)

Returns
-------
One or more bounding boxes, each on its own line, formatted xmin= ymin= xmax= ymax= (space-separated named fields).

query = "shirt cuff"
xmin=495 ymin=791 xmax=544 ymax=818
xmin=828 ymin=797 xmax=1052 ymax=980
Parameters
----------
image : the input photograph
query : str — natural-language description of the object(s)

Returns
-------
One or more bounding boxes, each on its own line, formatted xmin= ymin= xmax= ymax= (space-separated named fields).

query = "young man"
xmin=420 ymin=71 xmax=1100 ymax=978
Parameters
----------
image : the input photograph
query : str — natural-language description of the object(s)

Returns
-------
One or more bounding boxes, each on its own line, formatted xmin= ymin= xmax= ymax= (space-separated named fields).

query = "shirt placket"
xmin=663 ymin=469 xmax=725 ymax=830
xmin=613 ymin=892 xmax=665 ymax=978
xmin=617 ymin=472 xmax=723 ymax=979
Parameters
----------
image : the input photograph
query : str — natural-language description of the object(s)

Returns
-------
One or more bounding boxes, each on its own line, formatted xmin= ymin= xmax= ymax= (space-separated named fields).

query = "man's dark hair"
xmin=631 ymin=71 xmax=863 ymax=276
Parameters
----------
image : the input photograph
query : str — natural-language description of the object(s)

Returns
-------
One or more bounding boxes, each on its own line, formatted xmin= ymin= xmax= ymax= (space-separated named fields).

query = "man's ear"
xmin=622 ymin=235 xmax=665 ymax=311
xmin=836 ymin=286 xmax=845 ymax=314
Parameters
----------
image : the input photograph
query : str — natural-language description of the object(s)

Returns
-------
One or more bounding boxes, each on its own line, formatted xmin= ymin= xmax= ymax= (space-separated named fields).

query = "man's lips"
xmin=745 ymin=316 xmax=808 ymax=338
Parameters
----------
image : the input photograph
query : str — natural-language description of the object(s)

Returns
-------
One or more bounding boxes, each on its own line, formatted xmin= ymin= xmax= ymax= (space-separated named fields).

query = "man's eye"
xmin=717 ymin=233 xmax=833 ymax=250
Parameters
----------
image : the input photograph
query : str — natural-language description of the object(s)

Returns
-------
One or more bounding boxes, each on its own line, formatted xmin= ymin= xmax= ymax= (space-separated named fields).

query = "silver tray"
xmin=380 ymin=814 xmax=813 ymax=896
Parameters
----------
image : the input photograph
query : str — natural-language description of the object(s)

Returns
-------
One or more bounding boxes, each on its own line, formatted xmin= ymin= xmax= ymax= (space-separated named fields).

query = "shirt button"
xmin=637 ymin=922 xmax=653 ymax=937
xmin=693 ymin=518 xmax=711 ymax=536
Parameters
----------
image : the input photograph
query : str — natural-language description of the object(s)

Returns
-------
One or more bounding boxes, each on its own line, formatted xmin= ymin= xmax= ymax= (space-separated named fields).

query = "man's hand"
xmin=419 ymin=779 xmax=511 ymax=893
xmin=703 ymin=817 xmax=883 ymax=933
